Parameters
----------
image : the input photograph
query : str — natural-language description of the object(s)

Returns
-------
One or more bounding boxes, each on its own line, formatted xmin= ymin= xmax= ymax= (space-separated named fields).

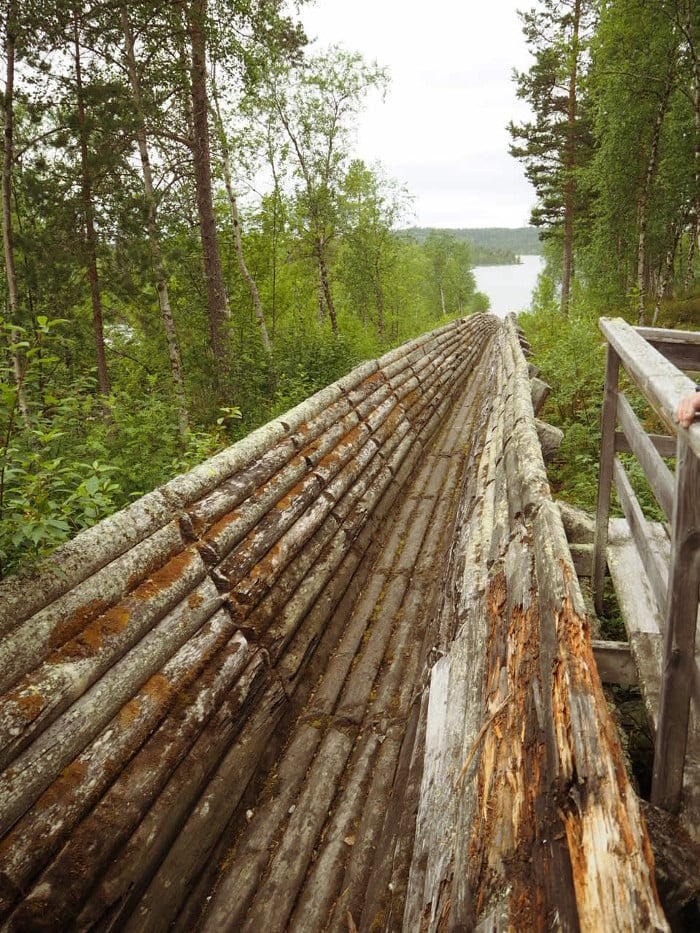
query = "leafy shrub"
xmin=519 ymin=303 xmax=606 ymax=511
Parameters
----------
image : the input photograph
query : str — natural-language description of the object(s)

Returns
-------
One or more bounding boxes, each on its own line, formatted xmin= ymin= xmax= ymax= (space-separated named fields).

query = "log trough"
xmin=0 ymin=314 xmax=667 ymax=931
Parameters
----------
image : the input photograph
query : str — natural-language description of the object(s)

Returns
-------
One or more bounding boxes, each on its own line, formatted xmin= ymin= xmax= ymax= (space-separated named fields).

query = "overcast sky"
xmin=299 ymin=0 xmax=537 ymax=229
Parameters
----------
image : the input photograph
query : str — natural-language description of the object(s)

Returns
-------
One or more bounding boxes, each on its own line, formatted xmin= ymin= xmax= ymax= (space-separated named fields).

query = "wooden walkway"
xmin=0 ymin=315 xmax=669 ymax=931
xmin=593 ymin=319 xmax=700 ymax=842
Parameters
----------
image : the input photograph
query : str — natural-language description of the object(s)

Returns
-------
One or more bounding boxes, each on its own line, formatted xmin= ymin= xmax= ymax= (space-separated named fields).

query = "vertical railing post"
xmin=651 ymin=434 xmax=700 ymax=811
xmin=593 ymin=343 xmax=620 ymax=615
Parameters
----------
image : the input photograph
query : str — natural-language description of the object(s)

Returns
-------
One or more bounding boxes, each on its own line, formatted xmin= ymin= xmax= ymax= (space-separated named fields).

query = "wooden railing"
xmin=593 ymin=318 xmax=700 ymax=815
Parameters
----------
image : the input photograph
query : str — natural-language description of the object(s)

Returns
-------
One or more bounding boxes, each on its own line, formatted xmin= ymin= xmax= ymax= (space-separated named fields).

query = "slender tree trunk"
xmin=316 ymin=263 xmax=325 ymax=326
xmin=685 ymin=218 xmax=697 ymax=292
xmin=1 ymin=3 xmax=27 ymax=417
xmin=374 ymin=256 xmax=384 ymax=338
xmin=317 ymin=239 xmax=338 ymax=334
xmin=439 ymin=282 xmax=446 ymax=316
xmin=187 ymin=0 xmax=229 ymax=389
xmin=560 ymin=0 xmax=581 ymax=316
xmin=679 ymin=3 xmax=700 ymax=289
xmin=653 ymin=220 xmax=681 ymax=325
xmin=121 ymin=7 xmax=189 ymax=440
xmin=265 ymin=129 xmax=282 ymax=342
xmin=211 ymin=83 xmax=273 ymax=363
xmin=637 ymin=50 xmax=675 ymax=325
xmin=73 ymin=10 xmax=110 ymax=396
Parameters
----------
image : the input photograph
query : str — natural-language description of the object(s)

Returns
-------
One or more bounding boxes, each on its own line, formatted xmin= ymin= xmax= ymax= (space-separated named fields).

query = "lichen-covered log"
xmin=0 ymin=313 xmax=666 ymax=932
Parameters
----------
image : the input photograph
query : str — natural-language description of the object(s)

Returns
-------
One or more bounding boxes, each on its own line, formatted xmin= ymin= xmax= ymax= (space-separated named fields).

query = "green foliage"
xmin=0 ymin=5 xmax=493 ymax=580
xmin=518 ymin=301 xmax=606 ymax=511
xmin=0 ymin=318 xmax=122 ymax=576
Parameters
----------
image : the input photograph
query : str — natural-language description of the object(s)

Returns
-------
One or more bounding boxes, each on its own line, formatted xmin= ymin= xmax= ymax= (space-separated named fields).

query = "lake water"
xmin=473 ymin=254 xmax=545 ymax=318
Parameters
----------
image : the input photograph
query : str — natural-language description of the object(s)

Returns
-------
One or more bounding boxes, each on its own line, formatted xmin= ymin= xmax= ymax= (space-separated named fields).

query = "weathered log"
xmin=71 ymin=653 xmax=275 ymax=932
xmin=0 ymin=568 xmax=224 ymax=841
xmin=557 ymin=500 xmax=596 ymax=544
xmin=119 ymin=679 xmax=287 ymax=933
xmin=530 ymin=375 xmax=551 ymax=414
xmin=403 ymin=319 xmax=667 ymax=931
xmin=0 ymin=521 xmax=185 ymax=695
xmin=0 ymin=315 xmax=666 ymax=932
xmin=0 ymin=547 xmax=209 ymax=772
xmin=536 ymin=417 xmax=564 ymax=462
xmin=184 ymin=398 xmax=356 ymax=533
xmin=0 ymin=607 xmax=245 ymax=921
xmin=0 ymin=489 xmax=174 ymax=635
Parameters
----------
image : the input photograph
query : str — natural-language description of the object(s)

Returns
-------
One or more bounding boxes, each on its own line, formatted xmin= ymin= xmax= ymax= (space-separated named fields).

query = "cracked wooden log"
xmin=0 ymin=614 xmax=253 ymax=922
xmin=404 ymin=319 xmax=667 ymax=932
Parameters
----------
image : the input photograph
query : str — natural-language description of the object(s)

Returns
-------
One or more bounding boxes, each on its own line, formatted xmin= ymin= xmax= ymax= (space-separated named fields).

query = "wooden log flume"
xmin=0 ymin=314 xmax=667 ymax=931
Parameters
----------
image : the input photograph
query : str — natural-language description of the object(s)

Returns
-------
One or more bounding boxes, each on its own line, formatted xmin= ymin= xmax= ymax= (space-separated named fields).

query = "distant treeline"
xmin=402 ymin=227 xmax=543 ymax=264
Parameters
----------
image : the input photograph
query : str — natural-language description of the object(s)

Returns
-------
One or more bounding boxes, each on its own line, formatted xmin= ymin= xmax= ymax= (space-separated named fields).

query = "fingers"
xmin=676 ymin=393 xmax=700 ymax=428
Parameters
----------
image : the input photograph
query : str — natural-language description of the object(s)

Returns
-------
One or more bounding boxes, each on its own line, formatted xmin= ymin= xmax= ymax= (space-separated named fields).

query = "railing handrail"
xmin=598 ymin=317 xmax=700 ymax=456
xmin=593 ymin=316 xmax=700 ymax=816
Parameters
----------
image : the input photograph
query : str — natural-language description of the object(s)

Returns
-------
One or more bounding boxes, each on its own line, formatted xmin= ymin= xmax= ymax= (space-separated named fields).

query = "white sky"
xmin=299 ymin=0 xmax=537 ymax=229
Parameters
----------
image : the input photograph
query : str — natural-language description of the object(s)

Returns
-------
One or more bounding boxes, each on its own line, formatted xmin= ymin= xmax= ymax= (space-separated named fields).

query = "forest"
xmin=405 ymin=225 xmax=543 ymax=261
xmin=1 ymin=0 xmax=699 ymax=578
xmin=509 ymin=0 xmax=700 ymax=515
xmin=0 ymin=1 xmax=494 ymax=578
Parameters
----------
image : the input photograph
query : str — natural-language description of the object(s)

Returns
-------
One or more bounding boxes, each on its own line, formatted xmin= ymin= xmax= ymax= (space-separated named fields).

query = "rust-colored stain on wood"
xmin=276 ymin=476 xmax=314 ymax=513
xmin=5 ymin=685 xmax=45 ymax=725
xmin=118 ymin=694 xmax=144 ymax=728
xmin=204 ymin=506 xmax=243 ymax=542
xmin=48 ymin=598 xmax=110 ymax=651
xmin=138 ymin=548 xmax=198 ymax=593
xmin=188 ymin=591 xmax=204 ymax=609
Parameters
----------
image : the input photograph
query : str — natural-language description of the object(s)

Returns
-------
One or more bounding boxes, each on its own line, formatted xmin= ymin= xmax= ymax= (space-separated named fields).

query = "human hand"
xmin=676 ymin=390 xmax=700 ymax=428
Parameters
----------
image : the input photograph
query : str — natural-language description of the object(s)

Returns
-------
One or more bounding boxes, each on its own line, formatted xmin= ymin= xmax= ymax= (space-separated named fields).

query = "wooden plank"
xmin=615 ymin=431 xmax=677 ymax=459
xmin=593 ymin=343 xmax=620 ymax=613
xmin=635 ymin=325 xmax=700 ymax=372
xmin=652 ymin=435 xmax=700 ymax=814
xmin=613 ymin=457 xmax=669 ymax=620
xmin=592 ymin=640 xmax=638 ymax=686
xmin=607 ymin=518 xmax=664 ymax=729
xmin=615 ymin=393 xmax=674 ymax=520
